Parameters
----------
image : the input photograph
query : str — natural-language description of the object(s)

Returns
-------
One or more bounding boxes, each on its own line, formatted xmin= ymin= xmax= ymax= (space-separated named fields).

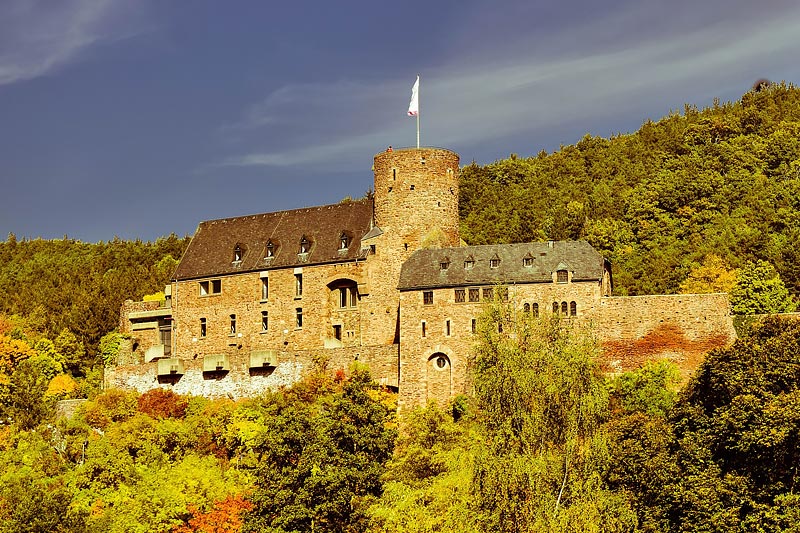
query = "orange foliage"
xmin=45 ymin=374 xmax=78 ymax=399
xmin=173 ymin=494 xmax=253 ymax=533
xmin=0 ymin=334 xmax=35 ymax=375
xmin=137 ymin=388 xmax=188 ymax=419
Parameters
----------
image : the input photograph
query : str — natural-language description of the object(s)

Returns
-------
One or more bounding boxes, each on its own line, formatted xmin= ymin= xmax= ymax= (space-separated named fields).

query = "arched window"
xmin=532 ymin=303 xmax=539 ymax=317
xmin=523 ymin=303 xmax=530 ymax=313
xmin=561 ymin=302 xmax=568 ymax=315
xmin=570 ymin=301 xmax=577 ymax=316
xmin=552 ymin=302 xmax=559 ymax=313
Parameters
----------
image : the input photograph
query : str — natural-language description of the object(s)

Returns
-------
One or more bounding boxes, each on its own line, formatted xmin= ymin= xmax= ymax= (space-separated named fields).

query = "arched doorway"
xmin=426 ymin=352 xmax=452 ymax=405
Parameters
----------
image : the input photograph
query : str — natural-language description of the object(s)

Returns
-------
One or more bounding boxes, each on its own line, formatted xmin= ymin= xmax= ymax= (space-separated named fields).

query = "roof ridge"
xmin=200 ymin=197 xmax=372 ymax=226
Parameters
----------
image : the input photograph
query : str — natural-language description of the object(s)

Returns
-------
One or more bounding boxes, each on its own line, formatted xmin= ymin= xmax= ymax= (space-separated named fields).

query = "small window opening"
xmin=265 ymin=241 xmax=275 ymax=258
xmin=455 ymin=288 xmax=465 ymax=303
xmin=200 ymin=318 xmax=206 ymax=338
xmin=570 ymin=301 xmax=577 ymax=316
xmin=553 ymin=302 xmax=559 ymax=313
xmin=333 ymin=324 xmax=342 ymax=340
xmin=261 ymin=311 xmax=268 ymax=331
xmin=533 ymin=303 xmax=539 ymax=317
xmin=423 ymin=291 xmax=433 ymax=305
xmin=523 ymin=303 xmax=530 ymax=313
xmin=230 ymin=314 xmax=237 ymax=335
xmin=410 ymin=184 xmax=415 ymax=190
xmin=469 ymin=288 xmax=480 ymax=302
xmin=296 ymin=308 xmax=303 ymax=329
xmin=471 ymin=318 xmax=477 ymax=334
xmin=261 ymin=278 xmax=269 ymax=300
xmin=440 ymin=260 xmax=449 ymax=270
xmin=299 ymin=236 xmax=309 ymax=254
xmin=483 ymin=287 xmax=494 ymax=300
xmin=489 ymin=258 xmax=500 ymax=268
xmin=446 ymin=319 xmax=451 ymax=337
xmin=233 ymin=245 xmax=242 ymax=262
xmin=436 ymin=356 xmax=447 ymax=369
xmin=464 ymin=259 xmax=474 ymax=269
xmin=523 ymin=257 xmax=533 ymax=267
xmin=561 ymin=302 xmax=568 ymax=315
xmin=557 ymin=270 xmax=568 ymax=283
xmin=370 ymin=244 xmax=376 ymax=254
xmin=339 ymin=233 xmax=349 ymax=250
xmin=421 ymin=321 xmax=427 ymax=337
xmin=295 ymin=273 xmax=303 ymax=297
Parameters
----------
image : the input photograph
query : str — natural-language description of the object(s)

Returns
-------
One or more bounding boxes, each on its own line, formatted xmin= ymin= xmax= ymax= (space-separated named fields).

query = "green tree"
xmin=729 ymin=260 xmax=795 ymax=314
xmin=245 ymin=369 xmax=396 ymax=533
xmin=470 ymin=302 xmax=634 ymax=532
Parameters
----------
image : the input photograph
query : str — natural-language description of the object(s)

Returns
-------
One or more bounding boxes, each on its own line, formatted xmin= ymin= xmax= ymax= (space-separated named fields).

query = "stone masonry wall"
xmin=106 ymin=344 xmax=399 ymax=399
xmin=398 ymin=280 xmax=605 ymax=410
xmin=593 ymin=293 xmax=736 ymax=377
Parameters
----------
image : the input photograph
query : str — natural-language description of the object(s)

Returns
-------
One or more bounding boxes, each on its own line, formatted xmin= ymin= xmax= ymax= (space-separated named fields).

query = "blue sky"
xmin=2 ymin=0 xmax=800 ymax=242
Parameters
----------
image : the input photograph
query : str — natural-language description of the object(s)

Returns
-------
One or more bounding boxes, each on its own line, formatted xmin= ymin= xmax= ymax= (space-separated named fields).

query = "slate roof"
xmin=398 ymin=241 xmax=607 ymax=290
xmin=174 ymin=198 xmax=373 ymax=280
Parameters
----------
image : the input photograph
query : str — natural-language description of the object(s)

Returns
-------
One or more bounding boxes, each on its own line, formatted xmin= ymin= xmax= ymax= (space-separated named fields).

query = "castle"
xmin=112 ymin=147 xmax=736 ymax=409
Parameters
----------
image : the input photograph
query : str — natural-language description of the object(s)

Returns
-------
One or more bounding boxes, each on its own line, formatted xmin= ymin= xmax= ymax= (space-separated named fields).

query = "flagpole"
xmin=416 ymin=74 xmax=420 ymax=148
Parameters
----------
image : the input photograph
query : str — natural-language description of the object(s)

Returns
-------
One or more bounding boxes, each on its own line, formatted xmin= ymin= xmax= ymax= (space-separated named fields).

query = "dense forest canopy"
xmin=459 ymin=82 xmax=800 ymax=297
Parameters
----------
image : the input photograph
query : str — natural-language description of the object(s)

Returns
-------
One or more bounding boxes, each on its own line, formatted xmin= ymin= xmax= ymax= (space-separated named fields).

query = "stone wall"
xmin=592 ymin=293 xmax=735 ymax=376
xmin=397 ymin=279 xmax=605 ymax=410
xmin=106 ymin=344 xmax=398 ymax=399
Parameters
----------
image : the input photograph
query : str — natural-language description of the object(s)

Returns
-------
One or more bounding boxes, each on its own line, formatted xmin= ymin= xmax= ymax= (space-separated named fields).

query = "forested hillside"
xmin=0 ymin=234 xmax=189 ymax=362
xmin=460 ymin=82 xmax=800 ymax=297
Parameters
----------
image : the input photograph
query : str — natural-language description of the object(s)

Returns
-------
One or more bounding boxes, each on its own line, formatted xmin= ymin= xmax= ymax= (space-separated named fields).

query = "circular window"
xmin=436 ymin=356 xmax=447 ymax=369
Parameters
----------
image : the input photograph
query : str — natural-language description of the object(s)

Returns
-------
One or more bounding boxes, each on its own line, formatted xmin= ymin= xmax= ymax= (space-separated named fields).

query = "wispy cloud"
xmin=0 ymin=0 xmax=147 ymax=86
xmin=222 ymin=3 xmax=800 ymax=169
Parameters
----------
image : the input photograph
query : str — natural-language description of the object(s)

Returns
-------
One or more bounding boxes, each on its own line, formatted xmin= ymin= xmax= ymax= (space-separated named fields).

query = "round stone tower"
xmin=373 ymin=147 xmax=460 ymax=258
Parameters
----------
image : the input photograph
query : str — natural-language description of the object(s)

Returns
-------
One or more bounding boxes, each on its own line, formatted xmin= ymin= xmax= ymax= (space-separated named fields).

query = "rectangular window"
xmin=296 ymin=308 xmax=303 ymax=329
xmin=483 ymin=287 xmax=494 ymax=300
xmin=340 ymin=287 xmax=348 ymax=308
xmin=489 ymin=258 xmax=500 ymax=268
xmin=423 ymin=291 xmax=433 ymax=305
xmin=454 ymin=288 xmax=465 ymax=303
xmin=421 ymin=321 xmax=426 ymax=337
xmin=199 ymin=318 xmax=206 ymax=338
xmin=349 ymin=287 xmax=357 ymax=307
xmin=523 ymin=257 xmax=533 ymax=267
xmin=261 ymin=278 xmax=269 ymax=300
xmin=557 ymin=270 xmax=568 ymax=283
xmin=471 ymin=318 xmax=477 ymax=334
xmin=295 ymin=274 xmax=303 ymax=297
xmin=333 ymin=324 xmax=342 ymax=340
xmin=230 ymin=314 xmax=236 ymax=335
xmin=469 ymin=288 xmax=480 ymax=302
xmin=261 ymin=311 xmax=268 ymax=332
xmin=160 ymin=326 xmax=172 ymax=356
xmin=446 ymin=319 xmax=451 ymax=337
xmin=199 ymin=280 xmax=220 ymax=296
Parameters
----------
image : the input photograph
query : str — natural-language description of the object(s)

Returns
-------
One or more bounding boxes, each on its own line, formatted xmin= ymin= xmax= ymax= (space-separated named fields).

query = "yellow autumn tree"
xmin=679 ymin=254 xmax=737 ymax=294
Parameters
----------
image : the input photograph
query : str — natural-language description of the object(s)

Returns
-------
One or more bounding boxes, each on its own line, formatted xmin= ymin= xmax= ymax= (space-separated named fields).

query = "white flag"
xmin=407 ymin=75 xmax=419 ymax=117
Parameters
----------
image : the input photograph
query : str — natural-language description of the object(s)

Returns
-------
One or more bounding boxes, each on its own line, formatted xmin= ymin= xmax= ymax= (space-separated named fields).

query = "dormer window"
xmin=489 ymin=255 xmax=500 ymax=268
xmin=299 ymin=236 xmax=310 ymax=254
xmin=233 ymin=245 xmax=243 ymax=262
xmin=265 ymin=241 xmax=275 ymax=258
xmin=464 ymin=256 xmax=474 ymax=269
xmin=339 ymin=233 xmax=349 ymax=250
xmin=557 ymin=269 xmax=568 ymax=283
xmin=440 ymin=258 xmax=450 ymax=271
xmin=523 ymin=254 xmax=534 ymax=267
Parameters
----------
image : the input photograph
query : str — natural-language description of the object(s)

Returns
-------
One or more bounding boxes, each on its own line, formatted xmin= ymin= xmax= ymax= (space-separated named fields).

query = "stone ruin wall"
xmin=592 ymin=293 xmax=736 ymax=379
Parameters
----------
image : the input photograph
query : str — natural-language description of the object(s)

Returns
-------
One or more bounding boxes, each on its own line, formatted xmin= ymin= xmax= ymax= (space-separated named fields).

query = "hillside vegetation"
xmin=460 ymin=82 xmax=800 ymax=298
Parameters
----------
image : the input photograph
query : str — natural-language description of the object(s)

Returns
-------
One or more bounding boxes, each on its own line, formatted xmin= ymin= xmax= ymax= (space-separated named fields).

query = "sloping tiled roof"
xmin=398 ymin=241 xmax=606 ymax=290
xmin=174 ymin=198 xmax=373 ymax=280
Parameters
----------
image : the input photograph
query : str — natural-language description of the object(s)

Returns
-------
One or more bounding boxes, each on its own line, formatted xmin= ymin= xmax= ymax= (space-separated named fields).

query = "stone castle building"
xmin=112 ymin=147 xmax=736 ymax=409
